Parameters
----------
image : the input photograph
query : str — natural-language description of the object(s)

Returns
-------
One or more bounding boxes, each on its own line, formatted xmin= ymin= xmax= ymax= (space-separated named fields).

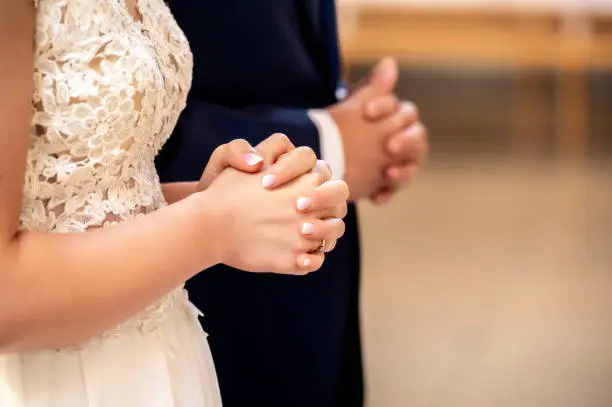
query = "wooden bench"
xmin=337 ymin=0 xmax=612 ymax=159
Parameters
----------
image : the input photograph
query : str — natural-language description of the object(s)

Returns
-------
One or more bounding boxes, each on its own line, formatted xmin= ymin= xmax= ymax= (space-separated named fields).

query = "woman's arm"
xmin=0 ymin=1 xmax=227 ymax=352
xmin=0 ymin=1 xmax=347 ymax=353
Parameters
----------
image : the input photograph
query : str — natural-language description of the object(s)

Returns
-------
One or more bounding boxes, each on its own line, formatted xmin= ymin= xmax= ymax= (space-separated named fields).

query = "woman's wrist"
xmin=189 ymin=189 xmax=231 ymax=267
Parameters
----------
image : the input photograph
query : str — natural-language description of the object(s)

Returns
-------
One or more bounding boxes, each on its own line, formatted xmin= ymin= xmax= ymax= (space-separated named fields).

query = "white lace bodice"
xmin=21 ymin=0 xmax=193 ymax=233
xmin=19 ymin=0 xmax=194 ymax=343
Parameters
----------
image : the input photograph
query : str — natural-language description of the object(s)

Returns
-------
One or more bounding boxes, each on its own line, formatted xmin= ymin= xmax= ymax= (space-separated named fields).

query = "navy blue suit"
xmin=156 ymin=1 xmax=363 ymax=406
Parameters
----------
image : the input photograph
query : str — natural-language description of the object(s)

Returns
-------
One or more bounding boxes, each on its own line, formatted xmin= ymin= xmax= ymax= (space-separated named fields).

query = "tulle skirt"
xmin=0 ymin=289 xmax=222 ymax=407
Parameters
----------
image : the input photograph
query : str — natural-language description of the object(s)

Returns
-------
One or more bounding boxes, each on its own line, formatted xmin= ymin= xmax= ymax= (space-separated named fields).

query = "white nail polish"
xmin=297 ymin=197 xmax=312 ymax=211
xmin=404 ymin=124 xmax=421 ymax=138
xmin=244 ymin=153 xmax=263 ymax=166
xmin=261 ymin=174 xmax=277 ymax=188
xmin=302 ymin=258 xmax=312 ymax=267
xmin=301 ymin=223 xmax=316 ymax=235
xmin=401 ymin=102 xmax=416 ymax=114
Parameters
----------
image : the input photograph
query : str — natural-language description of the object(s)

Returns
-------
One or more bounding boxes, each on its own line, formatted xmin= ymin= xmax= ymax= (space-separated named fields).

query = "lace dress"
xmin=0 ymin=0 xmax=222 ymax=405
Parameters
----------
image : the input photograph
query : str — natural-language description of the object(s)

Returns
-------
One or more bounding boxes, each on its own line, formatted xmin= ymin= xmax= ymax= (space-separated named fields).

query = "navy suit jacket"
xmin=156 ymin=2 xmax=362 ymax=406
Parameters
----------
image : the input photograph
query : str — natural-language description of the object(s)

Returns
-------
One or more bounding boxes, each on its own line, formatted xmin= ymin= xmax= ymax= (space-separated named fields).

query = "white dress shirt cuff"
xmin=307 ymin=109 xmax=345 ymax=181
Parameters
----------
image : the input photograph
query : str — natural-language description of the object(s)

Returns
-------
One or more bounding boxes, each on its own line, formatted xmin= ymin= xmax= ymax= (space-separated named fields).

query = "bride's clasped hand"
xmin=0 ymin=1 xmax=348 ymax=405
xmin=194 ymin=135 xmax=349 ymax=275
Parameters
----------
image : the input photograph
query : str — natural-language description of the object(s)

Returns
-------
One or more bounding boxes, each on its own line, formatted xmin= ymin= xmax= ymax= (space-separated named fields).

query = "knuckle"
xmin=420 ymin=123 xmax=429 ymax=142
xmin=325 ymin=240 xmax=337 ymax=252
xmin=271 ymin=132 xmax=292 ymax=146
xmin=337 ymin=181 xmax=350 ymax=200
xmin=297 ymin=146 xmax=317 ymax=164
xmin=338 ymin=203 xmax=348 ymax=218
xmin=230 ymin=138 xmax=249 ymax=147
xmin=212 ymin=143 xmax=227 ymax=158
xmin=229 ymin=139 xmax=251 ymax=157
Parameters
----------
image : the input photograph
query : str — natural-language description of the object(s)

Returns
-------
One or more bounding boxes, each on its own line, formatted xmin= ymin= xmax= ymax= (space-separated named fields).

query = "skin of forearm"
xmin=0 ymin=190 xmax=226 ymax=353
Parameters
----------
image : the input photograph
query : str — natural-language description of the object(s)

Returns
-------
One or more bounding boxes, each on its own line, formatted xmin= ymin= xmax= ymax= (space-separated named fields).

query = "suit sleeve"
xmin=155 ymin=99 xmax=321 ymax=183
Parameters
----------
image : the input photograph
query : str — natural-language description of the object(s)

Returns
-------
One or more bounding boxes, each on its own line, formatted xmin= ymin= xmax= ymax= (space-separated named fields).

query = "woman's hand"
xmin=197 ymin=133 xmax=325 ymax=192
xmin=199 ymin=150 xmax=349 ymax=275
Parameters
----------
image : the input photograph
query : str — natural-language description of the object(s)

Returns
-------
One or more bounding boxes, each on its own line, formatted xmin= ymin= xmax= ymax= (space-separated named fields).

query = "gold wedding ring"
xmin=318 ymin=239 xmax=326 ymax=253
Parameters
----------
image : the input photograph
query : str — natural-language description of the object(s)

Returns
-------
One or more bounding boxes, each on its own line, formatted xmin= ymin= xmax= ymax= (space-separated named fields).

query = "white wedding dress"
xmin=0 ymin=0 xmax=222 ymax=405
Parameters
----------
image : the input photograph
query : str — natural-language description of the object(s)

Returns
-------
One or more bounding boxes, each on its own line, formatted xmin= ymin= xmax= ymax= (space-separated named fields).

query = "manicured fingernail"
xmin=301 ymin=222 xmax=316 ymax=235
xmin=401 ymin=102 xmax=414 ymax=113
xmin=311 ymin=160 xmax=331 ymax=180
xmin=302 ymin=257 xmax=312 ymax=267
xmin=404 ymin=125 xmax=420 ymax=138
xmin=261 ymin=174 xmax=277 ymax=188
xmin=244 ymin=153 xmax=263 ymax=166
xmin=297 ymin=197 xmax=312 ymax=211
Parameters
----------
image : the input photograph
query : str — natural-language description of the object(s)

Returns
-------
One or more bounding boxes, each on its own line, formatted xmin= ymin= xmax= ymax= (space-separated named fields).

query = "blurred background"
xmin=336 ymin=1 xmax=612 ymax=406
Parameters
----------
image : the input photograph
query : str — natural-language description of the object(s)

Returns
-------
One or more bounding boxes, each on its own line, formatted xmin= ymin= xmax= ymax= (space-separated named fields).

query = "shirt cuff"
xmin=307 ymin=109 xmax=345 ymax=181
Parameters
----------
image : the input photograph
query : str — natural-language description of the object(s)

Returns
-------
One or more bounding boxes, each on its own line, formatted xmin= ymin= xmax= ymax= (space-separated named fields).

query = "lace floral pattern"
xmin=61 ymin=287 xmax=204 ymax=351
xmin=22 ymin=0 xmax=194 ymax=340
xmin=22 ymin=0 xmax=193 ymax=233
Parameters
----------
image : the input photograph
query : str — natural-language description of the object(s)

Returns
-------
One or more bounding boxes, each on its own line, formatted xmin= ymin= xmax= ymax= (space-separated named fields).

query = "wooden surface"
xmin=337 ymin=1 xmax=612 ymax=159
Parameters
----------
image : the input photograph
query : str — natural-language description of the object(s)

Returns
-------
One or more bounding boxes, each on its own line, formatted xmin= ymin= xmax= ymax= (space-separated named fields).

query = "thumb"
xmin=197 ymin=139 xmax=264 ymax=191
xmin=368 ymin=57 xmax=398 ymax=94
xmin=350 ymin=57 xmax=398 ymax=103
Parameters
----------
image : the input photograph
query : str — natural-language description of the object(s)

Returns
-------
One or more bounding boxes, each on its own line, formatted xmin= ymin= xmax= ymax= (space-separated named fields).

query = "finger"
xmin=379 ymin=101 xmax=419 ymax=136
xmin=198 ymin=139 xmax=263 ymax=190
xmin=385 ymin=164 xmax=414 ymax=183
xmin=364 ymin=94 xmax=400 ymax=121
xmin=302 ymin=238 xmax=338 ymax=254
xmin=386 ymin=122 xmax=428 ymax=162
xmin=260 ymin=147 xmax=319 ymax=189
xmin=311 ymin=202 xmax=349 ymax=220
xmin=296 ymin=252 xmax=325 ymax=274
xmin=300 ymin=218 xmax=346 ymax=244
xmin=311 ymin=159 xmax=332 ymax=185
xmin=322 ymin=239 xmax=337 ymax=253
xmin=296 ymin=180 xmax=349 ymax=212
xmin=368 ymin=57 xmax=399 ymax=94
xmin=254 ymin=133 xmax=295 ymax=165
xmin=370 ymin=188 xmax=396 ymax=205
xmin=351 ymin=56 xmax=399 ymax=96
